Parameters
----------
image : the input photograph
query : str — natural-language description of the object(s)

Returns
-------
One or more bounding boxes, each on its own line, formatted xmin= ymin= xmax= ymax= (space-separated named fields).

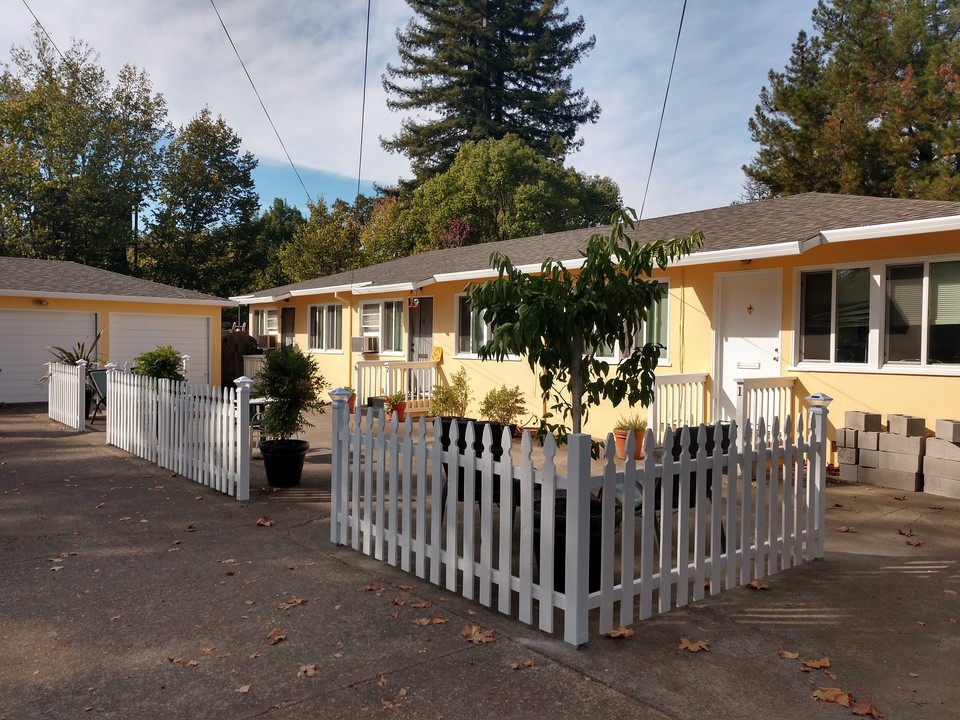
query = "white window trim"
xmin=307 ymin=303 xmax=343 ymax=354
xmin=791 ymin=253 xmax=960 ymax=376
xmin=360 ymin=299 xmax=404 ymax=356
xmin=253 ymin=308 xmax=279 ymax=336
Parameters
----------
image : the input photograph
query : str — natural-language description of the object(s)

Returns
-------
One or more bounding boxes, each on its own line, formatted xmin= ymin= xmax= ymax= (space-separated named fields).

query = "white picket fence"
xmin=47 ymin=360 xmax=87 ymax=431
xmin=329 ymin=400 xmax=828 ymax=647
xmin=105 ymin=370 xmax=252 ymax=501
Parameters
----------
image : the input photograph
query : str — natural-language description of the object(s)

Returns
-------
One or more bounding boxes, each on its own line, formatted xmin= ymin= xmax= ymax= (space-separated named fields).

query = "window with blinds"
xmin=885 ymin=265 xmax=923 ymax=363
xmin=929 ymin=260 xmax=960 ymax=364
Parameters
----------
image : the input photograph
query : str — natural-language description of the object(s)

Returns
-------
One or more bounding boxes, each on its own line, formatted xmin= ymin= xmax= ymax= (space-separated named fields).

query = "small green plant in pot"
xmin=613 ymin=411 xmax=648 ymax=460
xmin=385 ymin=389 xmax=407 ymax=422
xmin=131 ymin=344 xmax=186 ymax=382
xmin=253 ymin=346 xmax=328 ymax=487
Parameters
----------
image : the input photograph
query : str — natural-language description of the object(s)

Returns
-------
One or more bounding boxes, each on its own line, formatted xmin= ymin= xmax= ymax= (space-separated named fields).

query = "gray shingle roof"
xmin=237 ymin=192 xmax=960 ymax=300
xmin=0 ymin=256 xmax=233 ymax=305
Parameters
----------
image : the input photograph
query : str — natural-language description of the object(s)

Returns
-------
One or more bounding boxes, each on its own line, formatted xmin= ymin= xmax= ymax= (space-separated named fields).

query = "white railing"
xmin=355 ymin=360 xmax=438 ymax=414
xmin=47 ymin=360 xmax=87 ymax=432
xmin=329 ymin=400 xmax=828 ymax=647
xmin=735 ymin=377 xmax=798 ymax=448
xmin=106 ymin=370 xmax=252 ymax=501
xmin=647 ymin=372 xmax=708 ymax=444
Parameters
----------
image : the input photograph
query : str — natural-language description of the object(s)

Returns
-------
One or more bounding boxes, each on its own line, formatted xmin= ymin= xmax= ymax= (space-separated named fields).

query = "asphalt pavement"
xmin=2 ymin=406 xmax=959 ymax=719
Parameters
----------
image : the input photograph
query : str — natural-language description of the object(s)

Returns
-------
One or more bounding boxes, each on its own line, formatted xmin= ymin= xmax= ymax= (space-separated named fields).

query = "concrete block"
xmin=845 ymin=411 xmax=882 ymax=432
xmin=923 ymin=475 xmax=960 ymax=500
xmin=859 ymin=431 xmax=879 ymax=451
xmin=838 ymin=447 xmax=859 ymax=465
xmin=935 ymin=419 xmax=960 ymax=443
xmin=922 ymin=455 xmax=960 ymax=479
xmin=887 ymin=414 xmax=925 ymax=437
xmin=839 ymin=463 xmax=859 ymax=483
xmin=879 ymin=450 xmax=922 ymax=473
xmin=879 ymin=433 xmax=925 ymax=455
xmin=859 ymin=448 xmax=879 ymax=469
xmin=858 ymin=466 xmax=922 ymax=492
xmin=846 ymin=428 xmax=860 ymax=448
xmin=926 ymin=438 xmax=960 ymax=462
xmin=834 ymin=427 xmax=848 ymax=447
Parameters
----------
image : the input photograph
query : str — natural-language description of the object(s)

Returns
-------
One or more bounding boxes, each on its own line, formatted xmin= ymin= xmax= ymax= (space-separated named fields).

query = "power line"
xmin=639 ymin=0 xmax=688 ymax=221
xmin=209 ymin=0 xmax=313 ymax=205
xmin=357 ymin=0 xmax=373 ymax=199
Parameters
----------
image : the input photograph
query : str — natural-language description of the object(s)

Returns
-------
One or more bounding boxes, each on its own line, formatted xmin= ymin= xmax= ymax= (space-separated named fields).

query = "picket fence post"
xmin=74 ymin=359 xmax=87 ymax=432
xmin=805 ymin=393 xmax=832 ymax=559
xmin=328 ymin=387 xmax=353 ymax=545
xmin=564 ymin=433 xmax=592 ymax=648
xmin=234 ymin=376 xmax=253 ymax=502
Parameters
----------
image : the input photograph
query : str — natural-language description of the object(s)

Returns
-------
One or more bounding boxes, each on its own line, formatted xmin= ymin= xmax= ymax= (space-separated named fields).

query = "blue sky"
xmin=1 ymin=1 xmax=814 ymax=219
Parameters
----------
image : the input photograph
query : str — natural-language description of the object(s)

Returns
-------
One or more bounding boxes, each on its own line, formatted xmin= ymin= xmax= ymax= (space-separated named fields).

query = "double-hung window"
xmin=360 ymin=300 xmax=404 ymax=354
xmin=797 ymin=258 xmax=960 ymax=370
xmin=308 ymin=304 xmax=342 ymax=352
xmin=596 ymin=281 xmax=670 ymax=361
xmin=455 ymin=296 xmax=490 ymax=356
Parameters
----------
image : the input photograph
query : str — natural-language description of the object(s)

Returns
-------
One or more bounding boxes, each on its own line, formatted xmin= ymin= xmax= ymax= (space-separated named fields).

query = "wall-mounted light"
xmin=34 ymin=299 xmax=48 ymax=306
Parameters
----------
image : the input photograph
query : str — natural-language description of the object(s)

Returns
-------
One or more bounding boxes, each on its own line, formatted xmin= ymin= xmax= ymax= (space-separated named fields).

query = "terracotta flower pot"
xmin=613 ymin=429 xmax=645 ymax=461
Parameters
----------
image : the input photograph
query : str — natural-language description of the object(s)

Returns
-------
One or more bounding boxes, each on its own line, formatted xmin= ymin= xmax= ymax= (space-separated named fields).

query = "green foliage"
xmin=131 ymin=345 xmax=186 ymax=382
xmin=614 ymin=412 xmax=647 ymax=431
xmin=42 ymin=331 xmax=104 ymax=385
xmin=140 ymin=108 xmax=260 ymax=297
xmin=744 ymin=0 xmax=960 ymax=200
xmin=468 ymin=208 xmax=702 ymax=456
xmin=386 ymin=390 xmax=407 ymax=405
xmin=253 ymin=198 xmax=307 ymax=289
xmin=404 ymin=135 xmax=621 ymax=250
xmin=0 ymin=27 xmax=168 ymax=271
xmin=276 ymin=196 xmax=372 ymax=283
xmin=479 ymin=385 xmax=527 ymax=426
xmin=253 ymin=346 xmax=328 ymax=441
xmin=361 ymin=196 xmax=415 ymax=265
xmin=382 ymin=0 xmax=600 ymax=186
xmin=430 ymin=367 xmax=472 ymax=417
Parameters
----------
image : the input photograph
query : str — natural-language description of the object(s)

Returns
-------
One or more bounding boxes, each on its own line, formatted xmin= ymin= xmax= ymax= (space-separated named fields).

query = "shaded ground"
xmin=1 ymin=408 xmax=959 ymax=719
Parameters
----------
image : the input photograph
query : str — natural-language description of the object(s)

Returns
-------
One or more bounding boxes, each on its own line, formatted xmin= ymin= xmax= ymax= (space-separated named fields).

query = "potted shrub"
xmin=430 ymin=367 xmax=472 ymax=419
xmin=253 ymin=346 xmax=328 ymax=487
xmin=613 ymin=412 xmax=648 ymax=460
xmin=479 ymin=384 xmax=526 ymax=430
xmin=131 ymin=344 xmax=186 ymax=382
xmin=385 ymin=389 xmax=407 ymax=422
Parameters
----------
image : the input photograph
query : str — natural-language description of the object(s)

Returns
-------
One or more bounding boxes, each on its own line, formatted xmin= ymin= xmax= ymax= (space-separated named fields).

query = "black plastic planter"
xmin=259 ymin=439 xmax=309 ymax=487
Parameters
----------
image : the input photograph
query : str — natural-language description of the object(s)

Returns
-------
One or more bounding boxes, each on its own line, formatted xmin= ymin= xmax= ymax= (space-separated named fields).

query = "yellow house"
xmin=0 ymin=257 xmax=233 ymax=403
xmin=232 ymin=192 xmax=960 ymax=443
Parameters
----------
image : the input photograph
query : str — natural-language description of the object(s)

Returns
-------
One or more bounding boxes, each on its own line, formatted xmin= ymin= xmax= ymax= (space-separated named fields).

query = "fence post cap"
xmin=234 ymin=376 xmax=254 ymax=389
xmin=105 ymin=362 xmax=118 ymax=370
xmin=329 ymin=387 xmax=352 ymax=404
xmin=804 ymin=393 xmax=833 ymax=408
xmin=75 ymin=359 xmax=88 ymax=367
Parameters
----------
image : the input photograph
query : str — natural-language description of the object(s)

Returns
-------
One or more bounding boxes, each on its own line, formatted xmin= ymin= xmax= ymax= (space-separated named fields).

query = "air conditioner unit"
xmin=362 ymin=336 xmax=380 ymax=354
xmin=258 ymin=334 xmax=278 ymax=350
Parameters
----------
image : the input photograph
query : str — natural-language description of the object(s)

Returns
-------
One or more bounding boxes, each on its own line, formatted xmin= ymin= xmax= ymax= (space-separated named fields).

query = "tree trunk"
xmin=570 ymin=332 xmax=583 ymax=434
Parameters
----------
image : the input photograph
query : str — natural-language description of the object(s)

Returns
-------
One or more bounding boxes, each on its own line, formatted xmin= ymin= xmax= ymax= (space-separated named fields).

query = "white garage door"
xmin=0 ymin=309 xmax=98 ymax=403
xmin=109 ymin=313 xmax=210 ymax=384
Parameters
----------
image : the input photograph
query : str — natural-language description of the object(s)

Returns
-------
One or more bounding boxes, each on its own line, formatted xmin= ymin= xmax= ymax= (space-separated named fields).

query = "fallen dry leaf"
xmin=398 ymin=584 xmax=417 ymax=591
xmin=392 ymin=598 xmax=406 ymax=606
xmin=836 ymin=526 xmax=857 ymax=533
xmin=256 ymin=516 xmax=274 ymax=527
xmin=461 ymin=624 xmax=496 ymax=644
xmin=201 ymin=647 xmax=217 ymax=655
xmin=278 ymin=597 xmax=309 ymax=610
xmin=298 ymin=664 xmax=317 ymax=678
xmin=360 ymin=582 xmax=382 ymax=592
xmin=825 ymin=670 xmax=839 ymax=680
xmin=678 ymin=637 xmax=710 ymax=653
xmin=266 ymin=628 xmax=286 ymax=645
xmin=409 ymin=600 xmax=432 ymax=609
xmin=893 ymin=495 xmax=906 ymax=501
xmin=812 ymin=687 xmax=853 ymax=707
xmin=236 ymin=684 xmax=251 ymax=694
xmin=778 ymin=650 xmax=800 ymax=659
xmin=851 ymin=699 xmax=884 ymax=717
xmin=746 ymin=579 xmax=769 ymax=591
xmin=509 ymin=659 xmax=537 ymax=670
xmin=804 ymin=657 xmax=831 ymax=670
xmin=249 ymin=651 xmax=262 ymax=659
xmin=333 ymin=652 xmax=343 ymax=658
xmin=929 ymin=505 xmax=945 ymax=510
xmin=411 ymin=616 xmax=445 ymax=626
xmin=949 ymin=618 xmax=958 ymax=625
xmin=897 ymin=527 xmax=914 ymax=537
xmin=905 ymin=539 xmax=925 ymax=547
xmin=607 ymin=626 xmax=635 ymax=639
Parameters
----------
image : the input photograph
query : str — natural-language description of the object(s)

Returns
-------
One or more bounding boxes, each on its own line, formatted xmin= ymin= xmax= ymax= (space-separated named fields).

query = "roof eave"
xmin=815 ymin=214 xmax=960 ymax=245
xmin=2 ymin=289 xmax=235 ymax=307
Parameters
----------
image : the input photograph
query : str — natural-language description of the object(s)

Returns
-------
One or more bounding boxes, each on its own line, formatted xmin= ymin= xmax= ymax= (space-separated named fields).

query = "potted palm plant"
xmin=43 ymin=331 xmax=104 ymax=418
xmin=613 ymin=412 xmax=648 ymax=460
xmin=253 ymin=346 xmax=328 ymax=487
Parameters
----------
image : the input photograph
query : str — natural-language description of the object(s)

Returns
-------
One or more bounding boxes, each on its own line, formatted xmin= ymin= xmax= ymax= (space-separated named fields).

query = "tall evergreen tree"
xmin=382 ymin=0 xmax=600 ymax=185
xmin=744 ymin=0 xmax=960 ymax=200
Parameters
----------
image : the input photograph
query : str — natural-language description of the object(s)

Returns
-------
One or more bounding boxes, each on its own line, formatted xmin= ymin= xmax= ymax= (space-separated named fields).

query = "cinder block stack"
xmin=923 ymin=420 xmax=960 ymax=499
xmin=835 ymin=411 xmax=882 ymax=483
xmin=860 ymin=414 xmax=925 ymax=492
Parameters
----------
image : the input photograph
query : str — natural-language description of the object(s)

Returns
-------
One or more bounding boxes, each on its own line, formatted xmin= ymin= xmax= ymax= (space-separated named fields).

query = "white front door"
xmin=715 ymin=270 xmax=782 ymax=421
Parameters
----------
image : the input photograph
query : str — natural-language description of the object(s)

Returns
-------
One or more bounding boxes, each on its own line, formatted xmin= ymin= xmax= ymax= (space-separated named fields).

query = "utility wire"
xmin=357 ymin=0 xmax=373 ymax=199
xmin=209 ymin=0 xmax=313 ymax=205
xmin=639 ymin=0 xmax=688 ymax=220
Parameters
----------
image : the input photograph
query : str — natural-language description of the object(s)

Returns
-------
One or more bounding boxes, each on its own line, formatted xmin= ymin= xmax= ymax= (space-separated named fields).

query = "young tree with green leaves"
xmin=745 ymin=0 xmax=960 ymax=200
xmin=404 ymin=135 xmax=620 ymax=250
xmin=382 ymin=0 xmax=600 ymax=185
xmin=467 ymin=209 xmax=703 ymax=454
